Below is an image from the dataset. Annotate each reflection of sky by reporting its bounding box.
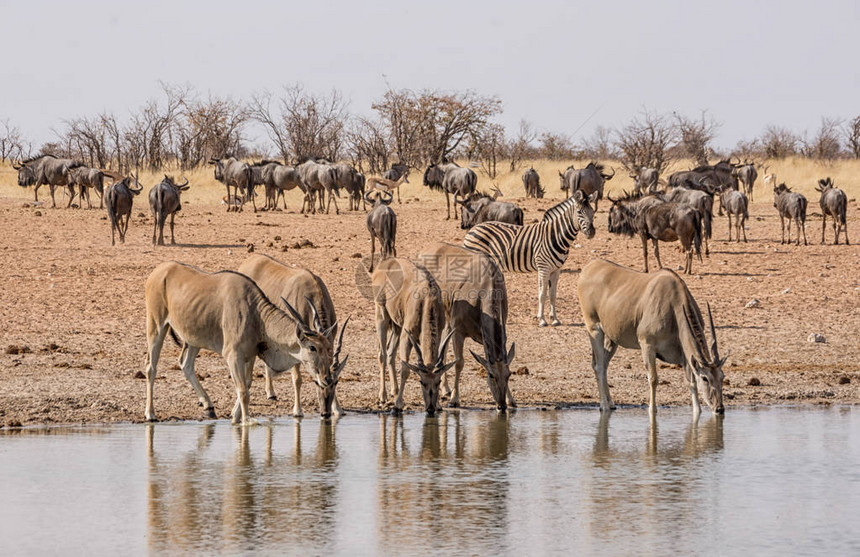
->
[0,408,858,553]
[3,1,857,148]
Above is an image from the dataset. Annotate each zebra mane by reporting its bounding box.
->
[541,196,579,221]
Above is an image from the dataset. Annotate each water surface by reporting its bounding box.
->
[1,407,858,555]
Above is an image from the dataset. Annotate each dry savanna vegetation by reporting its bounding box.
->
[0,156,858,426]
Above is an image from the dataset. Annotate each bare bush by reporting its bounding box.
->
[675,111,720,166]
[845,116,860,159]
[346,117,391,174]
[508,120,538,172]
[250,86,347,163]
[0,119,28,162]
[580,126,617,160]
[537,131,576,160]
[175,94,249,169]
[615,109,676,175]
[372,88,502,166]
[474,123,507,179]
[759,125,799,159]
[801,117,842,161]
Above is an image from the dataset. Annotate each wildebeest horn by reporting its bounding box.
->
[381,190,393,204]
[177,176,189,188]
[454,192,464,206]
[604,166,616,179]
[404,330,426,369]
[12,161,22,170]
[707,303,720,364]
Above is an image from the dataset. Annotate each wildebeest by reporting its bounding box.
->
[815,177,849,245]
[578,258,726,416]
[209,156,254,212]
[13,155,83,208]
[732,163,758,202]
[365,189,396,271]
[423,161,477,219]
[149,175,189,245]
[464,191,596,326]
[67,166,105,209]
[607,193,702,274]
[719,189,748,242]
[669,160,739,214]
[371,257,455,413]
[237,254,349,417]
[418,243,516,411]
[559,162,614,211]
[456,189,524,229]
[249,160,277,210]
[331,163,364,211]
[351,172,367,211]
[631,167,659,194]
[659,186,714,256]
[297,159,341,214]
[522,167,544,198]
[105,176,143,245]
[143,261,335,424]
[773,183,808,245]
[260,160,306,211]
[382,164,409,204]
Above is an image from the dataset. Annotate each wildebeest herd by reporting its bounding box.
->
[9,154,852,423]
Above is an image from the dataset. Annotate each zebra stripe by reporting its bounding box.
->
[463,198,593,274]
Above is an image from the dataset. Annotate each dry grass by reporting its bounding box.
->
[2,157,859,209]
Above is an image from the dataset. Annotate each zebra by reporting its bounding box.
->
[463,190,596,327]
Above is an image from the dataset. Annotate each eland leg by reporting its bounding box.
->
[448,332,466,408]
[588,327,617,412]
[144,322,167,422]
[180,345,215,418]
[640,343,659,416]
[290,364,303,417]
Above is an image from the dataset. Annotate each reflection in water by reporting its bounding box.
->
[586,412,725,546]
[0,408,835,554]
[376,412,513,554]
[146,419,340,554]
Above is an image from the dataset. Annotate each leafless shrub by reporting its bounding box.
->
[346,117,391,174]
[800,117,842,162]
[759,125,800,159]
[536,131,576,160]
[250,85,347,163]
[615,109,676,175]
[507,120,538,172]
[474,123,507,179]
[0,119,29,162]
[675,111,721,166]
[580,125,617,160]
[845,115,860,159]
[371,88,502,166]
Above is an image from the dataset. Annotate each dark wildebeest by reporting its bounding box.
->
[669,159,739,214]
[248,160,274,209]
[608,193,702,274]
[815,177,849,245]
[365,189,396,271]
[732,163,758,202]
[67,166,106,209]
[382,164,409,204]
[456,190,524,229]
[297,159,341,214]
[332,163,364,211]
[209,156,254,212]
[719,189,748,242]
[351,172,367,211]
[105,176,144,245]
[631,167,659,194]
[659,185,714,256]
[773,183,808,245]
[559,162,614,211]
[422,161,477,219]
[522,167,544,198]
[149,175,190,245]
[13,155,83,208]
[260,161,306,211]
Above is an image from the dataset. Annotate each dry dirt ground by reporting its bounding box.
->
[1,183,858,426]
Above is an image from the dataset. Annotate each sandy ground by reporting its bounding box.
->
[0,182,858,426]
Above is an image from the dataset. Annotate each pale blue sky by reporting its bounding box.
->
[2,0,857,149]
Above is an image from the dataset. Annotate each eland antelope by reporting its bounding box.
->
[578,258,726,416]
